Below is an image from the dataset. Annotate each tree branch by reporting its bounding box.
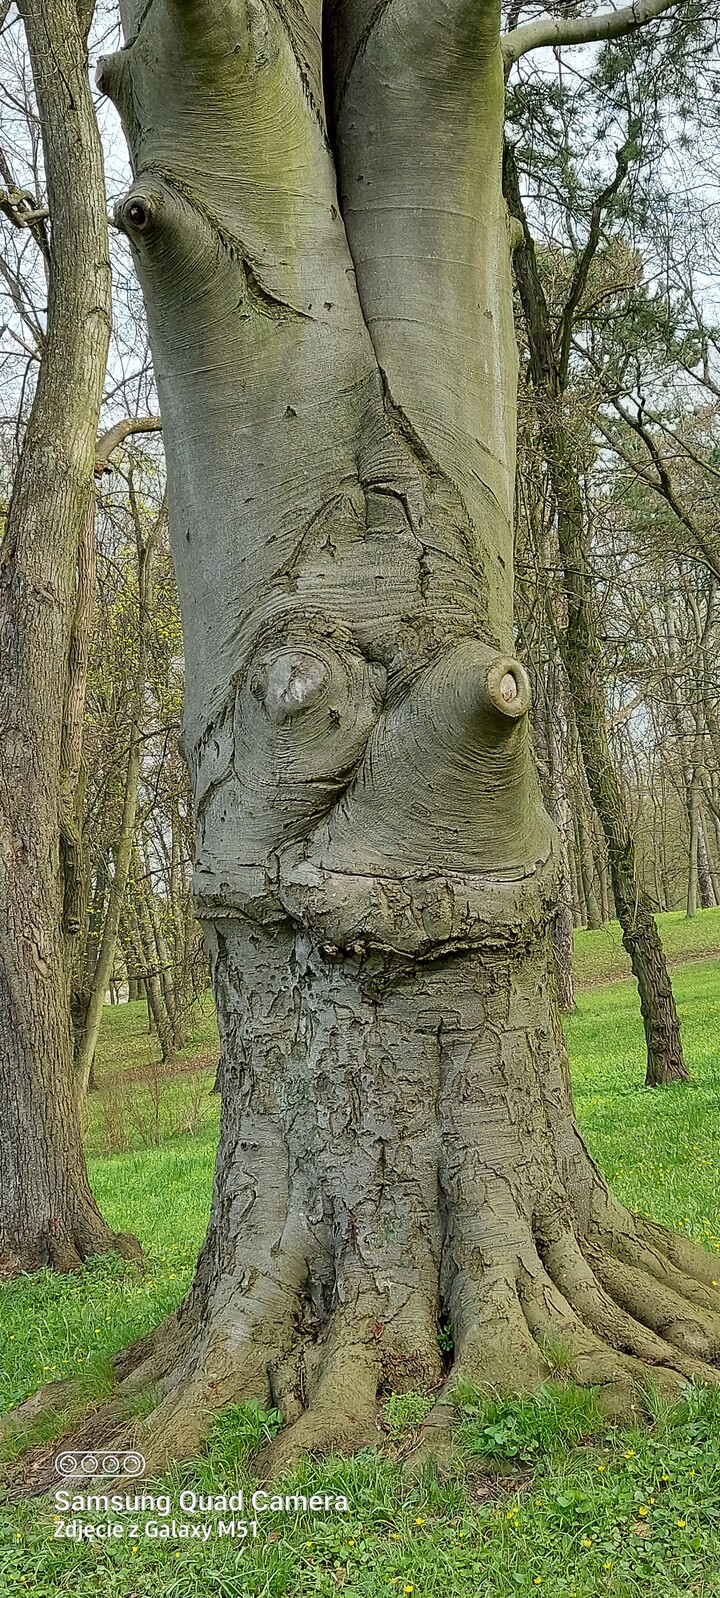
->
[94,414,162,476]
[502,0,685,69]
[556,146,629,390]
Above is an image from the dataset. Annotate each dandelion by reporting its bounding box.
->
[661,1473,670,1483]
[582,1536,592,1547]
[603,1562,612,1570]
[677,1519,686,1529]
[638,1506,649,1517]
[403,1587,414,1594]
[391,1533,399,1540]
[348,1539,355,1546]
[624,1449,636,1458]
[597,1463,606,1472]
[534,1580,542,1587]
[415,1517,425,1525]
[306,1541,312,1548]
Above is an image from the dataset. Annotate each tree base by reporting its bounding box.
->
[0,1222,142,1280]
[5,925,719,1491]
[6,1194,720,1500]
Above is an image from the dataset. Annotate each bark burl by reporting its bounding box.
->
[100,0,720,1468]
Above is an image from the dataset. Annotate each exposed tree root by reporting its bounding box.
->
[6,935,720,1497]
[7,1194,720,1503]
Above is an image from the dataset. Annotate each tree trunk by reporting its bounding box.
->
[548,666,575,1012]
[0,0,140,1272]
[126,850,176,1062]
[503,143,688,1089]
[577,803,603,930]
[74,518,160,1097]
[698,808,720,907]
[140,836,187,1047]
[687,773,700,918]
[88,0,717,1470]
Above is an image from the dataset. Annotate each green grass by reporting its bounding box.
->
[3,926,720,1594]
[568,958,720,1249]
[83,994,220,1160]
[573,905,720,988]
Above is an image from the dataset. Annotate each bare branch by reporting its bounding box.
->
[502,0,685,69]
[94,414,162,476]
[556,146,629,390]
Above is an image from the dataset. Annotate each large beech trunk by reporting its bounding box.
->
[0,0,140,1274]
[87,0,720,1470]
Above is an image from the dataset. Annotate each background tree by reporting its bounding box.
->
[0,0,140,1272]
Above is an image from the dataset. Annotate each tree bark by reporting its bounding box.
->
[0,0,140,1273]
[74,0,717,1469]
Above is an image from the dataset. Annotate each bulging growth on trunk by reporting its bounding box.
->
[81,0,720,1471]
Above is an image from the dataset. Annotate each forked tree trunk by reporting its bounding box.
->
[0,0,140,1273]
[91,0,720,1471]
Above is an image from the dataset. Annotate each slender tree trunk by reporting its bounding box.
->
[577,803,603,929]
[557,470,687,1085]
[687,773,700,918]
[127,850,176,1061]
[597,830,612,924]
[504,144,688,1088]
[572,810,588,925]
[568,815,583,927]
[548,669,575,1012]
[74,522,160,1098]
[0,0,140,1271]
[140,836,186,1047]
[77,0,717,1471]
[698,809,720,907]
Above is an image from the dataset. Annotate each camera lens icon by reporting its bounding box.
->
[54,1450,146,1478]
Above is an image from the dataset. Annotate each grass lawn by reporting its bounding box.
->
[2,911,720,1595]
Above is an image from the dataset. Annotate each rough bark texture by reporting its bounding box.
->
[0,0,140,1273]
[81,0,719,1468]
